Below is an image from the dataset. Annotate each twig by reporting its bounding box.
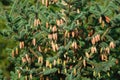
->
[29,47,39,58]
[101,26,114,40]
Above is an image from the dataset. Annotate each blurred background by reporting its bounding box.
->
[0,0,16,78]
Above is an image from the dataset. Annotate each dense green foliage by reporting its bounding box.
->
[0,0,120,80]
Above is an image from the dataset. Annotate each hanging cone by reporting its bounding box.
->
[25,76,27,80]
[83,59,86,67]
[20,41,24,48]
[91,37,95,45]
[95,34,100,42]
[74,41,78,49]
[19,42,22,49]
[101,54,104,61]
[46,22,49,28]
[46,60,50,67]
[67,32,70,38]
[64,54,66,58]
[77,9,80,13]
[22,41,24,48]
[34,19,40,27]
[49,63,52,69]
[55,43,59,51]
[30,74,32,80]
[93,71,96,77]
[48,34,52,40]
[64,68,67,73]
[71,31,75,38]
[100,48,103,53]
[105,16,110,23]
[64,30,68,38]
[104,55,107,61]
[92,65,94,68]
[98,72,101,78]
[52,25,57,32]
[22,57,27,63]
[25,54,29,62]
[91,46,97,53]
[52,33,57,41]
[51,41,56,51]
[63,60,66,66]
[40,75,44,80]
[58,68,60,73]
[42,0,44,5]
[101,54,107,61]
[71,41,78,49]
[12,50,15,57]
[46,77,49,80]
[56,19,60,26]
[37,19,41,25]
[45,0,49,7]
[53,0,58,3]
[73,68,76,75]
[32,38,36,46]
[53,60,57,66]
[109,41,115,49]
[79,56,82,60]
[85,52,90,58]
[52,33,55,40]
[15,47,18,55]
[102,21,105,28]
[34,19,37,27]
[38,46,42,52]
[69,65,73,69]
[99,16,102,24]
[76,20,79,25]
[57,58,60,64]
[105,47,110,54]
[28,57,31,63]
[17,70,21,79]
[38,56,43,63]
[115,59,119,65]
[60,19,63,25]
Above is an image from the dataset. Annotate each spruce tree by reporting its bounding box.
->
[1,0,120,80]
